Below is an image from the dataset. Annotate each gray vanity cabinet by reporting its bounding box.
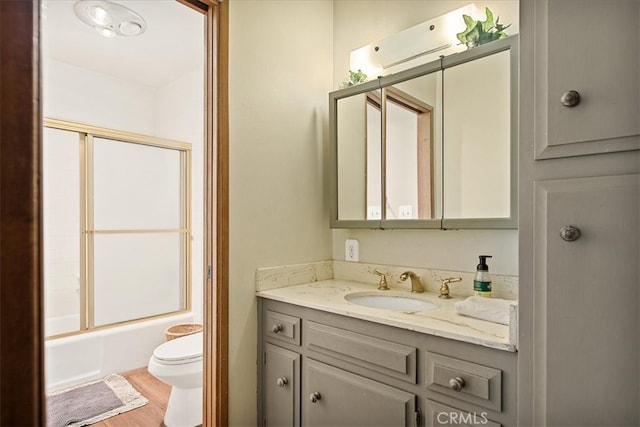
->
[263,343,300,427]
[259,298,517,427]
[520,0,640,425]
[303,359,416,426]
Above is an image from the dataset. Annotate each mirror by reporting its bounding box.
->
[384,72,442,221]
[443,50,511,220]
[330,35,517,229]
[336,88,381,221]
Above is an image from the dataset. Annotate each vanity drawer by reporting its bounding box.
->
[426,352,502,412]
[265,310,301,346]
[305,321,417,384]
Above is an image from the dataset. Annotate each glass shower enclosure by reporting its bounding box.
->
[43,120,191,337]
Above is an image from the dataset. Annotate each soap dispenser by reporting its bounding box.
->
[474,255,493,297]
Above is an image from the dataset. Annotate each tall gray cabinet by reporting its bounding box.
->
[519,0,640,425]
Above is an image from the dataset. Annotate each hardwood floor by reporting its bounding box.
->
[92,367,171,427]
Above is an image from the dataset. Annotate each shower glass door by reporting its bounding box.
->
[43,121,191,337]
[91,137,189,327]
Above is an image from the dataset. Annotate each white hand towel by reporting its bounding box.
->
[454,296,517,325]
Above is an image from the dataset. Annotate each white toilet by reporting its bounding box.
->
[148,331,203,427]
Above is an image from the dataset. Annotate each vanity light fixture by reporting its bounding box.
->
[349,3,482,77]
[73,0,147,38]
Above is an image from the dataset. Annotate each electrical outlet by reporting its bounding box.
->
[345,239,359,262]
[399,205,413,219]
[367,206,381,220]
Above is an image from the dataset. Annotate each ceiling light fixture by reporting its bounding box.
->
[87,5,112,26]
[74,0,147,38]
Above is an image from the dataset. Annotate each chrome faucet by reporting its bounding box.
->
[439,277,462,299]
[399,271,424,293]
[371,270,390,290]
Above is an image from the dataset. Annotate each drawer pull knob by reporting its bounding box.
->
[309,392,322,403]
[561,90,581,107]
[449,377,465,391]
[271,324,284,333]
[276,377,288,388]
[560,225,581,242]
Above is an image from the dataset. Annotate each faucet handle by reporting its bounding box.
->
[439,277,462,299]
[372,270,390,290]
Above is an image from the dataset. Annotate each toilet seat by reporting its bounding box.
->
[152,331,203,365]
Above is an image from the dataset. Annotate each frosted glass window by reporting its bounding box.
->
[93,138,183,230]
[43,127,81,336]
[93,233,185,326]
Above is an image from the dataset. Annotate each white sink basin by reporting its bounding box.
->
[345,293,439,312]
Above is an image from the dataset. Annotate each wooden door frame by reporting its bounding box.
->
[198,0,230,425]
[0,1,229,425]
[0,1,44,424]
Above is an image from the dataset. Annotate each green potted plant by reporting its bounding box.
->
[456,7,511,48]
[340,69,368,88]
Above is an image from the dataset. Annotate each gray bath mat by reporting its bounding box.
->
[46,373,148,427]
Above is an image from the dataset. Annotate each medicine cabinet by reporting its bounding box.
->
[329,35,518,229]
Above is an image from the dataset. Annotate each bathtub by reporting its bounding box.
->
[45,312,195,392]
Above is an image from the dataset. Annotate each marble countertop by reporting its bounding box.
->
[257,279,517,352]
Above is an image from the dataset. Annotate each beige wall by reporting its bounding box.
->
[228,1,334,425]
[228,1,519,424]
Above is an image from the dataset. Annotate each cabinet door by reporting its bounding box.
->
[533,0,639,159]
[533,174,639,425]
[303,359,416,427]
[263,344,300,427]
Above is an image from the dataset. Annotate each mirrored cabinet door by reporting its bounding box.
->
[442,50,511,220]
[365,91,382,220]
[384,71,442,221]
[330,35,518,229]
[336,89,382,222]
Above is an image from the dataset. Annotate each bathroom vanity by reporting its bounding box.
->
[257,281,517,427]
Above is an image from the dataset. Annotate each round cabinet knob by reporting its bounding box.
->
[309,392,322,403]
[561,90,581,107]
[449,377,465,392]
[560,225,581,242]
[276,377,288,388]
[271,324,284,333]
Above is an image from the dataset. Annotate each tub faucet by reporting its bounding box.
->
[399,271,424,293]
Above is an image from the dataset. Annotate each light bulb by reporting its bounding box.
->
[94,26,117,38]
[87,5,112,26]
